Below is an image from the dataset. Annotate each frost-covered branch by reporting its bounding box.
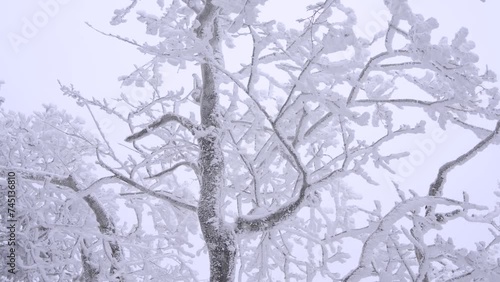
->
[95,152,197,212]
[144,161,200,179]
[426,120,500,213]
[343,196,487,282]
[353,98,450,107]
[125,113,201,142]
[346,50,410,104]
[235,181,310,233]
[86,22,143,49]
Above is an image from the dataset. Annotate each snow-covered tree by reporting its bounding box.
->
[0,104,200,281]
[3,0,500,281]
[0,105,125,281]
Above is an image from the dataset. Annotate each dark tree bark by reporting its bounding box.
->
[195,1,236,281]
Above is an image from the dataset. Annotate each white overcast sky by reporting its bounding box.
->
[1,0,499,254]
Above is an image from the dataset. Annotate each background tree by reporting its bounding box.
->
[0,105,197,281]
[2,0,500,281]
[0,105,126,281]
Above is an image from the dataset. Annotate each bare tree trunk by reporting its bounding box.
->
[198,74,237,281]
[10,172,126,281]
[198,117,237,281]
[196,1,236,281]
[79,240,100,282]
[83,194,125,281]
[54,175,126,281]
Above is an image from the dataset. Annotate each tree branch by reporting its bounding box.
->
[343,196,486,282]
[145,161,200,179]
[353,98,449,107]
[426,120,500,215]
[96,152,198,212]
[125,113,200,142]
[346,50,410,104]
[235,181,310,233]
